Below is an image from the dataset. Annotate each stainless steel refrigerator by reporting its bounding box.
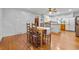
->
[75,16,79,37]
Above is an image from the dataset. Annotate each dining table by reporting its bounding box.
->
[37,27,51,47]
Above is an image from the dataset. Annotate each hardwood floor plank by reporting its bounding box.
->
[0,31,79,50]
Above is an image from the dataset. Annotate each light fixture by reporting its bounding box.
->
[48,8,57,14]
[48,8,52,12]
[48,8,52,14]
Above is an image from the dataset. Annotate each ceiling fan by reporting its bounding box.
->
[48,8,57,14]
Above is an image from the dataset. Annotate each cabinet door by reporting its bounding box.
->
[61,24,65,31]
[65,18,75,31]
[69,18,75,31]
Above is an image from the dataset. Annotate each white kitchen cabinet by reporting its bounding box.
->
[65,18,75,31]
[51,21,61,33]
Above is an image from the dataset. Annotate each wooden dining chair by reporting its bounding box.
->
[26,23,32,48]
[27,23,30,40]
[31,23,41,48]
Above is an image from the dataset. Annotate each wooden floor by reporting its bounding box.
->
[0,34,29,50]
[0,31,79,50]
[51,31,79,50]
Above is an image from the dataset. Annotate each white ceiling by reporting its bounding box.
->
[11,8,79,16]
[22,8,79,15]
